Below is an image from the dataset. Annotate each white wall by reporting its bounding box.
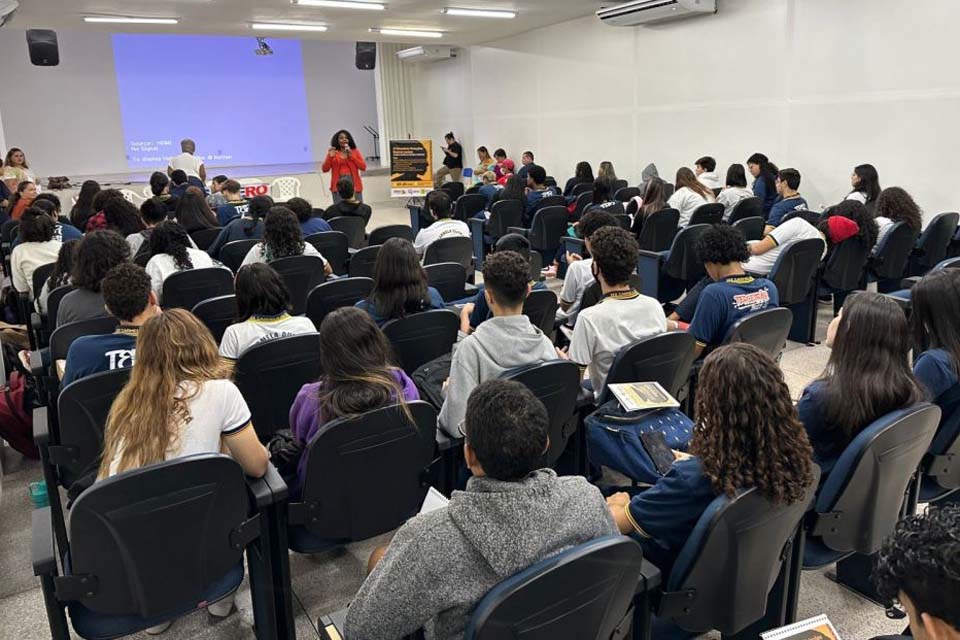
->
[411,0,960,218]
[0,31,377,177]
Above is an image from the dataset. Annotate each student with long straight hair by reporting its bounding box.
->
[873,186,923,247]
[289,306,419,496]
[145,221,218,301]
[747,152,779,218]
[175,188,219,233]
[798,292,923,479]
[628,176,668,237]
[911,269,960,436]
[219,263,316,360]
[668,167,716,227]
[716,164,754,218]
[356,238,445,327]
[69,180,101,230]
[492,174,525,207]
[846,163,881,212]
[563,162,595,197]
[240,206,328,272]
[597,161,618,182]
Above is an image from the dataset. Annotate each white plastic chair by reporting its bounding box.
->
[142,185,154,199]
[120,189,145,205]
[270,176,301,201]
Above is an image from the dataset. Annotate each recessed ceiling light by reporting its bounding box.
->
[371,27,443,38]
[84,16,179,24]
[294,0,385,9]
[441,7,516,19]
[252,22,329,31]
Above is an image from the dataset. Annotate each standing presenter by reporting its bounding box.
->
[322,129,367,204]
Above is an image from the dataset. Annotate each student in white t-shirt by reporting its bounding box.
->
[844,164,880,212]
[167,138,206,182]
[97,308,269,634]
[145,221,222,302]
[240,206,332,275]
[872,187,923,250]
[220,263,317,359]
[669,167,717,227]
[413,190,470,258]
[742,216,825,276]
[694,156,723,191]
[557,209,619,327]
[563,226,667,392]
[716,164,755,219]
[11,207,61,298]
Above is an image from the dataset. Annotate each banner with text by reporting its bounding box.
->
[390,139,434,197]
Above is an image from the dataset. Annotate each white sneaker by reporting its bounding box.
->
[207,595,235,618]
[145,621,172,635]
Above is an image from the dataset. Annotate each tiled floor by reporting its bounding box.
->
[0,205,907,639]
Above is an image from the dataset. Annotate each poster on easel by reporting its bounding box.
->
[390,139,434,197]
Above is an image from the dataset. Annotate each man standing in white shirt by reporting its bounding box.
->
[167,138,206,182]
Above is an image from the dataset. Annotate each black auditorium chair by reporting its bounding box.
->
[726,197,763,225]
[522,289,559,337]
[270,256,327,316]
[425,262,476,302]
[530,195,566,218]
[440,181,464,201]
[286,402,437,554]
[662,183,675,199]
[904,383,960,510]
[637,224,710,303]
[348,245,381,279]
[732,216,765,242]
[368,224,414,246]
[543,177,559,189]
[423,236,474,274]
[306,231,349,276]
[614,186,640,203]
[161,267,234,312]
[907,211,959,277]
[766,238,826,344]
[780,210,821,227]
[306,277,374,331]
[508,206,568,265]
[571,192,593,222]
[570,182,593,197]
[721,307,793,360]
[597,332,697,404]
[191,295,238,344]
[819,236,873,314]
[189,227,222,251]
[866,221,918,293]
[32,455,289,640]
[636,208,679,253]
[328,216,366,250]
[33,284,74,349]
[503,360,581,467]
[469,199,524,268]
[688,203,724,226]
[610,179,628,194]
[234,333,321,441]
[219,239,260,273]
[383,309,459,375]
[453,193,487,222]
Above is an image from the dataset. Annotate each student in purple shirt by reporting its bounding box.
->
[288,307,419,497]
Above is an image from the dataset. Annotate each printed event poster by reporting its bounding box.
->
[390,139,434,197]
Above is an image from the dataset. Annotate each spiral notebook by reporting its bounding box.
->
[761,615,841,640]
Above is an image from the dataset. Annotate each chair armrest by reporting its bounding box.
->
[636,252,664,300]
[31,312,44,332]
[30,350,45,378]
[463,283,479,296]
[319,610,349,640]
[637,558,662,594]
[32,507,58,577]
[347,248,359,257]
[564,238,586,256]
[637,250,665,261]
[435,426,464,452]
[900,276,922,289]
[34,406,50,447]
[468,217,486,236]
[245,462,288,508]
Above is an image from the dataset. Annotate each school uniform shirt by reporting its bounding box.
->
[845,191,868,204]
[105,379,251,478]
[557,258,594,326]
[146,248,219,301]
[355,288,446,327]
[240,241,324,268]
[413,219,471,257]
[626,457,717,576]
[742,217,824,276]
[568,290,667,392]
[219,313,317,360]
[716,187,755,219]
[688,276,779,350]
[323,200,373,227]
[300,217,332,237]
[796,380,848,480]
[216,201,250,226]
[697,171,723,190]
[11,222,81,250]
[478,184,501,208]
[57,289,109,328]
[914,348,960,453]
[11,239,61,297]
[168,152,204,179]
[466,281,548,329]
[668,187,709,227]
[874,216,895,248]
[62,327,139,387]
[206,219,265,259]
[767,195,809,227]
[524,187,561,223]
[592,200,626,216]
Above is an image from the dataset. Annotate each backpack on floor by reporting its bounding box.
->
[0,372,39,459]
[412,353,452,409]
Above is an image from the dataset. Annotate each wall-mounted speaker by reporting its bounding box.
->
[356,41,376,70]
[26,29,59,66]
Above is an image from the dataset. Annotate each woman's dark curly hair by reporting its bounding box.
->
[874,186,923,236]
[149,221,194,270]
[19,207,56,243]
[92,189,124,214]
[263,206,305,260]
[695,223,750,264]
[330,129,357,150]
[691,343,815,504]
[72,230,131,292]
[103,197,146,236]
[818,199,879,250]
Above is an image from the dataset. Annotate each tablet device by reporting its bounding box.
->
[640,430,676,476]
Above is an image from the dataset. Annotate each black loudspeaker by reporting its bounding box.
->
[356,41,376,71]
[26,29,59,66]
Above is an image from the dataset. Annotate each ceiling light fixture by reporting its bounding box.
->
[370,27,443,38]
[441,7,516,19]
[84,16,179,24]
[294,0,385,9]
[251,22,329,31]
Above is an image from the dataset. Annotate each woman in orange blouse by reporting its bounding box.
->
[322,130,367,204]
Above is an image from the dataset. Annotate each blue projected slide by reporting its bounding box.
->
[112,34,313,169]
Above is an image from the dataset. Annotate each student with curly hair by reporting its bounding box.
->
[240,206,329,275]
[818,199,879,256]
[286,196,331,237]
[356,238,445,327]
[145,221,219,301]
[558,210,619,328]
[101,196,147,237]
[57,230,131,327]
[874,186,923,248]
[207,194,271,258]
[607,343,816,578]
[11,207,61,298]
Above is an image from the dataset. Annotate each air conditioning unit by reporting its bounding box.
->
[597,0,716,26]
[396,46,456,63]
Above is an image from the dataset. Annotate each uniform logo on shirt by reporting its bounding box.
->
[106,349,136,370]
[731,288,771,311]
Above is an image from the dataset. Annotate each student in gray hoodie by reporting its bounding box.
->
[345,380,617,640]
[438,250,559,435]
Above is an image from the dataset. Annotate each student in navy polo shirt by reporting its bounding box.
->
[62,263,160,387]
[215,179,249,226]
[765,168,809,232]
[669,224,779,357]
[523,165,559,225]
[746,152,779,219]
[286,196,331,237]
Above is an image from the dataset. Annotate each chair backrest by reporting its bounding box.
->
[872,221,918,280]
[424,262,467,303]
[665,475,819,635]
[348,244,381,278]
[822,237,872,292]
[56,367,131,489]
[305,231,349,276]
[300,402,437,540]
[768,238,826,306]
[529,206,569,253]
[270,255,327,316]
[189,227,222,251]
[1,218,19,243]
[598,332,697,404]
[611,179,628,193]
[190,295,237,344]
[727,197,763,225]
[270,176,301,200]
[454,194,488,222]
[440,181,465,201]
[731,216,765,242]
[488,200,524,238]
[533,195,566,215]
[32,262,56,301]
[424,236,473,270]
[663,224,710,282]
[614,186,640,203]
[328,216,366,249]
[46,284,75,326]
[383,309,459,374]
[161,267,235,312]
[913,211,960,272]
[50,317,119,361]
[571,192,594,222]
[780,210,821,227]
[219,239,260,273]
[813,404,941,555]
[368,224,415,246]
[503,360,582,466]
[722,307,793,359]
[464,536,644,640]
[543,176,558,189]
[688,202,724,226]
[522,289,559,336]
[306,277,374,331]
[234,333,321,439]
[637,208,680,252]
[570,182,593,197]
[662,183,675,199]
[68,455,250,619]
[924,384,960,498]
[579,274,643,315]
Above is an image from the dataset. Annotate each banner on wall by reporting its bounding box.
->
[389,139,433,197]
